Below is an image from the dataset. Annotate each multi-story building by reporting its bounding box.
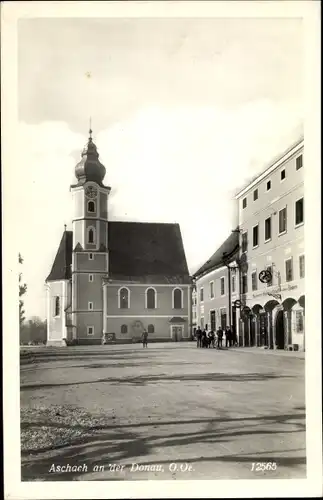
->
[193,232,240,338]
[46,130,191,345]
[191,284,197,337]
[235,137,305,351]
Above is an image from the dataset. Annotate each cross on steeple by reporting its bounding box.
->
[89,117,92,141]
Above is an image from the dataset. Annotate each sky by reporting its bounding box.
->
[17,17,304,320]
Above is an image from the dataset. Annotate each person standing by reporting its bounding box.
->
[142,329,148,348]
[196,327,202,348]
[201,329,208,348]
[225,326,232,347]
[216,327,223,348]
[208,330,215,348]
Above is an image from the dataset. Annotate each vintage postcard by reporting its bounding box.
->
[2,0,322,498]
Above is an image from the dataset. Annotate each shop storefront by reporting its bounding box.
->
[244,286,305,351]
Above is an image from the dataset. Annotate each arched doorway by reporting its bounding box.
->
[298,295,305,351]
[282,297,298,349]
[238,318,244,346]
[232,307,237,336]
[298,295,305,310]
[243,317,250,346]
[275,309,285,349]
[241,306,251,346]
[252,304,263,347]
[264,300,280,349]
[250,316,256,346]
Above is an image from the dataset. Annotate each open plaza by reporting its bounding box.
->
[20,343,305,481]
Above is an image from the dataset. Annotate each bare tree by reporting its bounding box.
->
[19,253,27,326]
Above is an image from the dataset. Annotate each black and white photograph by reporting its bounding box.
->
[2,1,321,498]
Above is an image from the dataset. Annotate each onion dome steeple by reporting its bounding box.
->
[74,128,106,186]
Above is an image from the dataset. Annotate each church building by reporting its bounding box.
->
[46,130,191,345]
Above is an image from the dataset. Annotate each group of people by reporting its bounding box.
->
[195,326,238,349]
[141,327,238,349]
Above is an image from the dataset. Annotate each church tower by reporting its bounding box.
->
[70,129,111,343]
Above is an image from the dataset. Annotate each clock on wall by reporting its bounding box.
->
[85,186,98,199]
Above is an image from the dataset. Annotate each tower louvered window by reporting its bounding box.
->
[88,201,95,213]
[88,228,95,244]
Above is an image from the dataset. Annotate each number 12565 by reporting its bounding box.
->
[251,462,277,471]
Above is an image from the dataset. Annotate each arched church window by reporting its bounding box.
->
[146,288,156,309]
[88,201,95,213]
[173,288,183,309]
[88,227,95,244]
[54,296,60,317]
[121,324,128,334]
[119,288,129,309]
[148,324,155,334]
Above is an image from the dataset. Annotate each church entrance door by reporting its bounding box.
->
[171,325,183,342]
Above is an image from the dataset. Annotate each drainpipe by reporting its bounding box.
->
[238,261,243,346]
[227,265,232,329]
[222,257,232,331]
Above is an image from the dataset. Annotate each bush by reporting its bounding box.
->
[20,317,47,345]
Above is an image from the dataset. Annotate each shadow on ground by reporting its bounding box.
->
[20,351,165,366]
[21,407,306,481]
[20,371,295,391]
[21,361,203,371]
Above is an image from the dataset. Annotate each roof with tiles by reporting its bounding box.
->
[108,221,191,284]
[46,222,191,284]
[193,230,240,279]
[46,230,73,282]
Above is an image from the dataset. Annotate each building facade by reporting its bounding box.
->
[191,285,197,337]
[193,232,240,339]
[46,131,191,345]
[235,138,305,351]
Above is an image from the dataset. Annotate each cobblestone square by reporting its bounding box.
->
[20,344,305,481]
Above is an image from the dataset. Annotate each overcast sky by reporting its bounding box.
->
[17,17,304,320]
